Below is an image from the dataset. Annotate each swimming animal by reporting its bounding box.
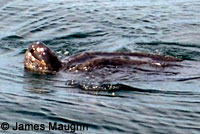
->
[24,42,182,74]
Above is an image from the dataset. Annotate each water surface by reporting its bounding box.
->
[0,0,200,133]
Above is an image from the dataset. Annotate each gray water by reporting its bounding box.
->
[0,0,200,133]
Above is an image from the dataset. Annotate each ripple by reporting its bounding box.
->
[136,41,200,60]
[55,30,107,40]
[1,35,23,40]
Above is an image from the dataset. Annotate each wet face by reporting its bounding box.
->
[24,42,63,73]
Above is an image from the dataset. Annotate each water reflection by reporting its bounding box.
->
[23,70,56,94]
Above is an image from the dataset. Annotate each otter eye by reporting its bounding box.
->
[30,49,34,53]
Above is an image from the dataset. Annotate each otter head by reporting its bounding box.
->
[24,42,63,73]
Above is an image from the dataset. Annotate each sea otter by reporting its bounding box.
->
[24,42,182,74]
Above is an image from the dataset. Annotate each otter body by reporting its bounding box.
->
[24,42,181,74]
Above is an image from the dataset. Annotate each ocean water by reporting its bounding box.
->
[0,0,200,133]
